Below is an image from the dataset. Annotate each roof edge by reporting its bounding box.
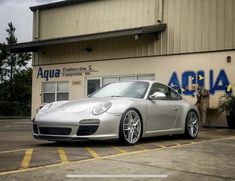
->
[7,24,167,53]
[30,0,94,11]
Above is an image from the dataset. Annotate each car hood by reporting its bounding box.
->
[38,97,143,114]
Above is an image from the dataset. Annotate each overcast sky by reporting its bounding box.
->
[0,0,60,43]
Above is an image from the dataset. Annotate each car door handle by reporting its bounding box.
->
[172,107,178,110]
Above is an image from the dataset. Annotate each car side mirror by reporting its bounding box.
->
[149,92,166,100]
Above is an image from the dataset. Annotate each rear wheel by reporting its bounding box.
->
[119,109,142,145]
[184,111,199,139]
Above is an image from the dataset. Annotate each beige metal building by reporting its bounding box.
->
[10,0,235,126]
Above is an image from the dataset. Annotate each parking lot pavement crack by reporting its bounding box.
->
[103,157,235,180]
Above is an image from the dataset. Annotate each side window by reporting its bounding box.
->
[169,88,182,100]
[149,83,170,100]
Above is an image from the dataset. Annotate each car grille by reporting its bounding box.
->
[77,125,99,136]
[33,124,38,134]
[39,127,72,135]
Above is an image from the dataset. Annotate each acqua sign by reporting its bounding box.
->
[168,69,232,95]
[37,67,60,81]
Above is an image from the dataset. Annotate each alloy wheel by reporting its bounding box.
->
[122,110,141,144]
[187,111,199,138]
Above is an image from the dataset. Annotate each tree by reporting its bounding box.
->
[0,42,7,82]
[0,22,32,116]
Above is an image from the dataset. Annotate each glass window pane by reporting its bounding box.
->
[57,82,69,92]
[43,93,55,103]
[120,76,136,82]
[149,83,170,100]
[102,77,119,86]
[87,79,100,95]
[170,89,182,100]
[57,93,69,101]
[91,82,149,99]
[43,82,55,93]
[137,75,155,80]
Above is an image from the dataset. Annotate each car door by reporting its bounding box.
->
[146,83,180,131]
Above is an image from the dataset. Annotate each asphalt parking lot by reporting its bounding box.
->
[0,119,234,181]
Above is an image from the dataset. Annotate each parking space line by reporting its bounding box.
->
[135,145,149,150]
[0,136,234,176]
[20,149,33,169]
[175,143,181,146]
[152,143,166,148]
[0,148,28,154]
[57,147,69,163]
[85,147,100,159]
[111,146,128,154]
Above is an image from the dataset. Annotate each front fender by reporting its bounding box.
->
[107,99,147,132]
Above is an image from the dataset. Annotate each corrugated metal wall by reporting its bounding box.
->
[160,0,235,55]
[39,0,159,40]
[34,0,235,65]
[35,34,156,65]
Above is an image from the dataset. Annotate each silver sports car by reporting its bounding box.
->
[33,81,199,145]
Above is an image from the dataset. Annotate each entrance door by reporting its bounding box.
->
[87,78,101,96]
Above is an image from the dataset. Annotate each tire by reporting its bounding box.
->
[119,109,142,145]
[184,111,199,139]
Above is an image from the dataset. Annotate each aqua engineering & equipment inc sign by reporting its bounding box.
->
[37,65,98,81]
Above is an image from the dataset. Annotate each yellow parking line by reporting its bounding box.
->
[111,146,128,154]
[175,143,181,146]
[152,143,166,148]
[20,149,33,169]
[135,145,149,150]
[85,147,100,159]
[0,136,233,176]
[57,147,69,163]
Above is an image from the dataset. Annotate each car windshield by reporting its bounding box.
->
[90,81,149,99]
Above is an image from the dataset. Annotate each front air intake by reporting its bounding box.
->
[39,127,72,135]
[33,124,38,134]
[77,125,99,136]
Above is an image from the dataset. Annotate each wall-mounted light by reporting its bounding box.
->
[82,47,92,52]
[227,56,231,63]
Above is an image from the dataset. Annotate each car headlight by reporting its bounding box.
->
[36,103,53,114]
[92,102,112,115]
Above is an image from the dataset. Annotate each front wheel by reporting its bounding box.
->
[184,111,199,139]
[119,109,142,145]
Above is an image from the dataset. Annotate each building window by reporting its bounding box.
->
[137,75,155,81]
[102,74,155,86]
[102,77,119,85]
[86,74,155,96]
[87,79,101,96]
[42,82,69,103]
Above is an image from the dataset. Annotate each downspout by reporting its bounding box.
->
[35,9,40,40]
[33,9,40,66]
[159,0,164,55]
[158,0,163,23]
[154,0,164,55]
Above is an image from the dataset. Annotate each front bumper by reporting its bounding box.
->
[32,112,122,141]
